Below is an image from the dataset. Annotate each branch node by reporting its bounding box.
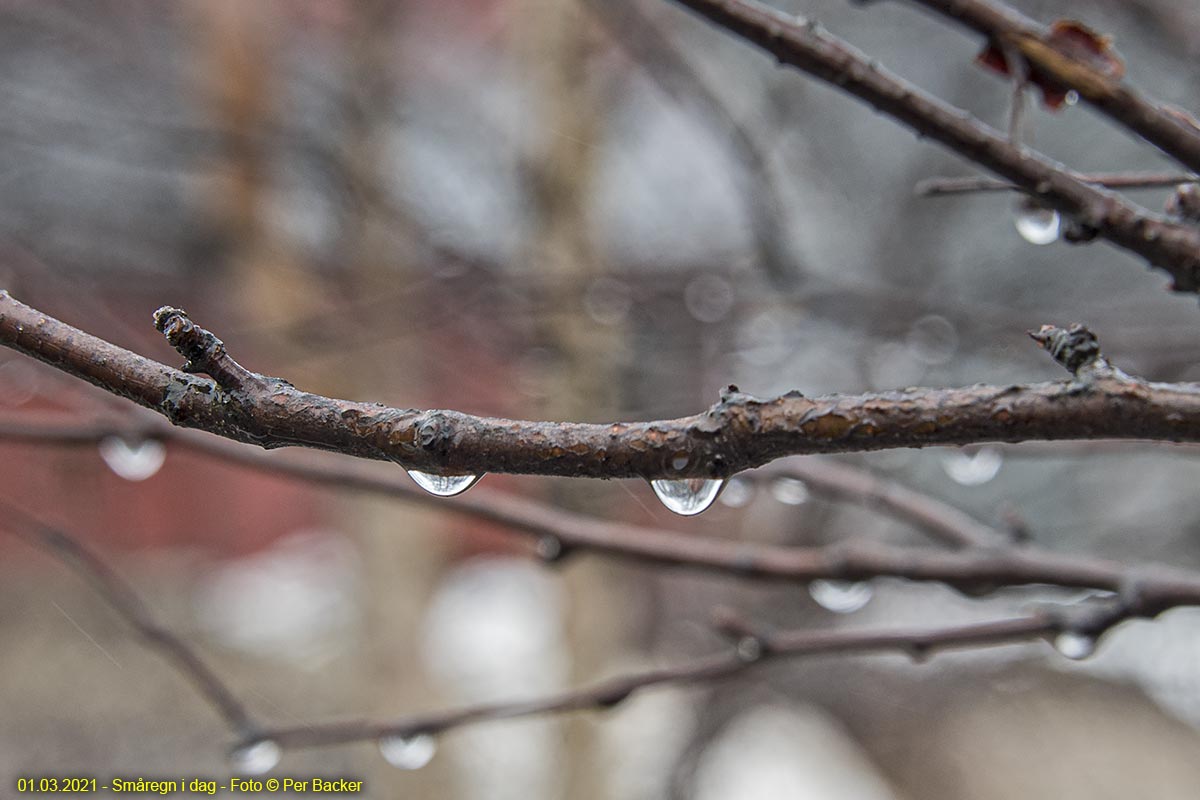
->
[1028,323,1103,375]
[153,306,269,395]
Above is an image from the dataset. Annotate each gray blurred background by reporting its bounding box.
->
[2,0,1200,797]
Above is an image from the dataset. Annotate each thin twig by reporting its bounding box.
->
[255,603,1137,749]
[902,0,1200,174]
[0,500,256,734]
[916,171,1199,197]
[662,0,1200,292]
[585,0,799,287]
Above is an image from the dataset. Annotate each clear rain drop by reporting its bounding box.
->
[650,478,725,516]
[407,471,482,497]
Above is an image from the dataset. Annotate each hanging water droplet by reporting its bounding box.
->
[1053,631,1096,660]
[1014,201,1061,245]
[941,446,1003,486]
[379,733,437,770]
[229,739,281,775]
[770,476,810,506]
[407,471,482,497]
[718,476,754,508]
[650,478,725,516]
[808,579,873,613]
[1064,90,1080,106]
[99,437,166,482]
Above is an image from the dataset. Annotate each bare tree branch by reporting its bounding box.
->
[902,0,1200,174]
[4,294,1200,486]
[0,413,1005,548]
[662,0,1200,292]
[4,412,1200,607]
[0,498,1163,754]
[585,0,799,286]
[0,500,254,734]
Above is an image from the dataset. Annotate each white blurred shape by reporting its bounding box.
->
[1054,631,1096,661]
[422,557,567,699]
[379,733,437,770]
[907,315,958,365]
[692,705,898,800]
[99,437,166,481]
[0,358,41,405]
[421,558,568,800]
[600,687,696,800]
[770,477,810,506]
[719,476,755,508]
[584,277,633,326]
[685,274,736,323]
[1014,204,1061,245]
[195,530,359,669]
[809,579,874,614]
[229,739,281,775]
[942,446,1003,486]
[867,341,925,390]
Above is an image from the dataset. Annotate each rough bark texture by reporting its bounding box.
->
[666,0,1200,292]
[3,292,1200,480]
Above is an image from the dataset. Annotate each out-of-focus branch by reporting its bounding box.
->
[5,412,1200,603]
[902,0,1200,174]
[763,462,1007,548]
[585,0,799,286]
[0,410,1005,549]
[0,454,1190,758]
[662,0,1200,292]
[0,501,254,735]
[5,294,1200,482]
[917,171,1199,197]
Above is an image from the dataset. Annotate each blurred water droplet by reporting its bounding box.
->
[684,274,735,323]
[230,739,281,775]
[379,733,437,770]
[941,446,1002,486]
[770,477,810,505]
[1064,90,1080,106]
[808,580,873,613]
[535,535,565,563]
[1014,202,1061,245]
[407,471,481,497]
[1054,631,1095,660]
[867,341,925,389]
[583,278,633,326]
[650,478,724,516]
[0,359,41,405]
[718,476,754,508]
[907,315,958,365]
[99,437,166,481]
[736,637,763,662]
